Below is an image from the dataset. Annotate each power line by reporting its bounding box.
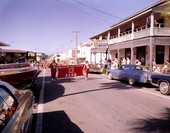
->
[55,0,113,24]
[71,0,122,20]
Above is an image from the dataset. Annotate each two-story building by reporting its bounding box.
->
[77,40,92,64]
[90,0,170,68]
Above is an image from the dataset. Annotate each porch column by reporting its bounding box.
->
[91,52,94,63]
[118,49,120,66]
[107,31,110,40]
[131,47,134,64]
[90,50,92,63]
[94,53,96,64]
[99,36,102,41]
[100,52,102,62]
[118,27,121,43]
[149,44,153,70]
[150,13,154,36]
[131,21,134,40]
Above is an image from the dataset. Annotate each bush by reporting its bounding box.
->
[28,59,35,62]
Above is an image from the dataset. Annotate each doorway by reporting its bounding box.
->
[156,45,165,64]
[136,46,146,65]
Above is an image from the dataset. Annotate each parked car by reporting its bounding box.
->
[106,65,152,85]
[89,64,103,73]
[0,81,34,133]
[151,74,170,95]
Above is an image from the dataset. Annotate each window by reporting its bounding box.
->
[156,46,165,64]
[0,86,17,132]
[123,66,130,70]
[135,66,142,71]
[120,65,130,70]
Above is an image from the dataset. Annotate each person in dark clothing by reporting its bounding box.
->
[50,60,58,81]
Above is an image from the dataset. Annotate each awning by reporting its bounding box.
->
[0,41,10,47]
[0,49,27,53]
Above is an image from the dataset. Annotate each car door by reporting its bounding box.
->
[119,65,132,80]
[133,66,148,83]
[0,85,18,133]
[113,66,124,79]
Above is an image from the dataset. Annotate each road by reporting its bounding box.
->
[31,69,170,133]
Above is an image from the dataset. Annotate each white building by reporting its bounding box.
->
[77,40,92,64]
[90,0,170,69]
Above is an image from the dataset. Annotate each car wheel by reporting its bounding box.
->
[108,73,113,80]
[129,79,135,85]
[159,82,170,95]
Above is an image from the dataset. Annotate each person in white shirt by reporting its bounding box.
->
[135,59,141,65]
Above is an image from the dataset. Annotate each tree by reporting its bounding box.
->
[161,0,170,23]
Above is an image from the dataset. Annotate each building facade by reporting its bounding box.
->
[77,40,92,64]
[90,0,170,69]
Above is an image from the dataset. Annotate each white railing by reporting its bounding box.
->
[119,33,132,42]
[154,27,170,36]
[108,38,118,44]
[94,24,170,45]
[133,28,150,39]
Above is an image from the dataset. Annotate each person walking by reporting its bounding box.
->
[126,57,131,65]
[42,60,47,69]
[50,60,58,81]
[83,61,90,80]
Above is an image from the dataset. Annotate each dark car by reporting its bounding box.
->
[151,74,170,95]
[106,65,152,85]
[0,81,34,133]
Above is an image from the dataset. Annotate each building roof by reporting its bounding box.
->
[0,49,27,53]
[80,40,93,47]
[0,41,10,47]
[90,0,165,39]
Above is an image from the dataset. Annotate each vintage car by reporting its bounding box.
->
[89,64,103,73]
[151,74,170,95]
[0,81,34,133]
[106,65,152,85]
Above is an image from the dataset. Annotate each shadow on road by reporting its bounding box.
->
[130,108,170,133]
[32,111,84,133]
[100,80,137,90]
[101,80,156,90]
[43,76,66,103]
[62,81,134,97]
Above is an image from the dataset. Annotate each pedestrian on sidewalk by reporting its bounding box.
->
[42,60,47,69]
[50,60,58,81]
[83,61,90,80]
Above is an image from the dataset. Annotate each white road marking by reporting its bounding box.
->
[139,89,170,100]
[35,69,46,133]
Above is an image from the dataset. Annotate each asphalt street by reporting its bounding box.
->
[31,69,170,133]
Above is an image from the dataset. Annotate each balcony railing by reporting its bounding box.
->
[92,23,170,46]
[133,28,150,39]
[154,27,170,36]
[108,23,170,45]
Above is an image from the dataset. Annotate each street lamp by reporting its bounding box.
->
[72,31,80,64]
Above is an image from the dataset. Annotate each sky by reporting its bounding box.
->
[0,0,160,55]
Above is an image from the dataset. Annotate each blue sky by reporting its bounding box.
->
[0,0,160,55]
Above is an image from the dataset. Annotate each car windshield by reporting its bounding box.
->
[136,66,150,72]
[119,65,130,70]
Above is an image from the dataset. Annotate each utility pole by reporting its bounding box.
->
[72,31,80,64]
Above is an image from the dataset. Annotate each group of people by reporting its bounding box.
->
[0,55,27,64]
[100,57,141,70]
[43,57,170,82]
[43,59,91,81]
[152,60,170,74]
